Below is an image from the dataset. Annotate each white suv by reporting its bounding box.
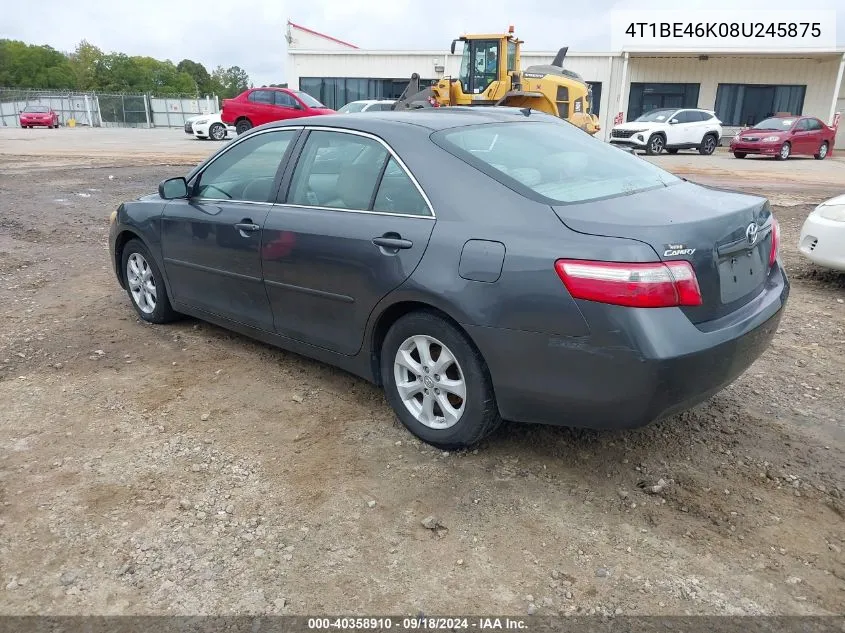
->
[609,108,723,156]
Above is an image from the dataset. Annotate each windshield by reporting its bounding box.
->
[338,102,368,113]
[24,105,49,113]
[634,109,677,123]
[293,91,326,108]
[752,117,795,131]
[432,120,680,204]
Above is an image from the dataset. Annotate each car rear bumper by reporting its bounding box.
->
[730,141,780,155]
[465,265,789,430]
[798,213,845,271]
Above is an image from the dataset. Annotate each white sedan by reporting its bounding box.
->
[192,112,234,141]
[798,194,845,272]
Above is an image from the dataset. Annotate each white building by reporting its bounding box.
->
[285,21,845,147]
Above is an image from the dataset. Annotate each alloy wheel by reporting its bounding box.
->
[393,334,466,430]
[126,252,157,314]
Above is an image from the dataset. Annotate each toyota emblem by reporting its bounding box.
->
[746,222,759,246]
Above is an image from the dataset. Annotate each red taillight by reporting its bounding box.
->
[769,216,780,267]
[554,259,703,308]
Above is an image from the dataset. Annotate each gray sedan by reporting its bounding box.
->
[108,107,789,449]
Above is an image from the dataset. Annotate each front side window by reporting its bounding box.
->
[432,120,680,205]
[288,131,389,210]
[194,130,297,202]
[275,91,298,107]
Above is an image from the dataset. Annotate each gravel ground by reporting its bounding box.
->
[0,148,843,616]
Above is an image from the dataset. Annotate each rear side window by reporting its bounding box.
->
[373,158,429,216]
[432,120,680,204]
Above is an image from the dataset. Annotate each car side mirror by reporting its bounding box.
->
[669,118,679,124]
[158,177,189,200]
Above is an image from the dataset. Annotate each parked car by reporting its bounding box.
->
[184,114,204,135]
[609,108,722,155]
[19,105,59,129]
[798,194,845,271]
[730,115,835,160]
[338,100,397,113]
[221,87,335,135]
[192,112,235,141]
[108,107,787,449]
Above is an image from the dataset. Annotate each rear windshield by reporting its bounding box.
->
[431,120,680,204]
[24,105,49,113]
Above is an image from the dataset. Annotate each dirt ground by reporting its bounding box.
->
[0,129,843,617]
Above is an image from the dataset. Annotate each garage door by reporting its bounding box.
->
[836,98,845,150]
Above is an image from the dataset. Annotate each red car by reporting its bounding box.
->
[221,87,334,135]
[730,115,835,160]
[19,105,59,129]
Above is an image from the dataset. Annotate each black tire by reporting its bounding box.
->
[235,119,252,135]
[209,122,226,141]
[775,142,791,160]
[666,148,679,154]
[380,311,502,449]
[733,152,747,159]
[698,133,718,155]
[645,133,665,155]
[120,238,179,324]
[814,142,829,160]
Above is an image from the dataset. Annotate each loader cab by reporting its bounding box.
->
[452,31,521,97]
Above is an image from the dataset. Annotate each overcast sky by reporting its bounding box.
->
[2,0,843,87]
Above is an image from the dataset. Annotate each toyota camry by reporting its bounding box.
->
[108,107,788,449]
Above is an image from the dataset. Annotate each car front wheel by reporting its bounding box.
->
[381,311,502,449]
[645,134,664,155]
[209,122,226,140]
[121,238,179,324]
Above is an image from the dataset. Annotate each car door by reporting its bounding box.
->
[803,118,825,154]
[246,89,277,126]
[160,127,300,330]
[262,128,436,356]
[664,110,688,145]
[790,118,812,154]
[273,90,308,121]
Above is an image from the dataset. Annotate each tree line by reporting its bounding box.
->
[0,39,256,98]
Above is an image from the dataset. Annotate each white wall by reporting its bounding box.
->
[625,54,842,138]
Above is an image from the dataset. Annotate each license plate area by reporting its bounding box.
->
[718,247,766,303]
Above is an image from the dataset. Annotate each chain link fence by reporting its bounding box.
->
[0,88,220,128]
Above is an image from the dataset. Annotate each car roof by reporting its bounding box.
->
[263,106,562,132]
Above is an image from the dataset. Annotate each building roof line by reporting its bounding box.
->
[287,20,359,49]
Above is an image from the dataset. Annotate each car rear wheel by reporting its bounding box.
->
[235,119,252,135]
[733,152,747,159]
[381,311,502,449]
[698,133,717,155]
[814,142,829,160]
[209,122,226,141]
[645,134,664,155]
[776,142,791,160]
[121,239,179,324]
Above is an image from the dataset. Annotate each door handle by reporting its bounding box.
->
[235,221,260,235]
[372,236,413,250]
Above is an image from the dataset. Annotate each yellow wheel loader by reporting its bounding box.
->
[392,27,600,135]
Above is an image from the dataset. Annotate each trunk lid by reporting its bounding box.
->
[551,180,776,324]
